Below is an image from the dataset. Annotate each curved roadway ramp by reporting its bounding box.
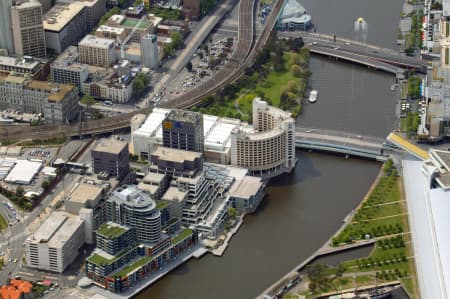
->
[0,0,286,142]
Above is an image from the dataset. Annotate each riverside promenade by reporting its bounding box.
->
[256,168,386,298]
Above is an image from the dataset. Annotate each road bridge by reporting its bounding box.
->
[295,127,388,161]
[279,31,428,73]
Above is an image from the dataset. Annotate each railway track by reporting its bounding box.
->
[0,0,284,142]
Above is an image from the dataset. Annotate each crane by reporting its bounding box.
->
[121,14,147,59]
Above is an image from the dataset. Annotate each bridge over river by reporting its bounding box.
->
[279,31,429,74]
[295,127,388,161]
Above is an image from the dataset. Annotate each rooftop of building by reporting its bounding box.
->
[152,147,203,164]
[97,25,126,35]
[430,149,450,171]
[110,184,157,209]
[142,172,166,184]
[13,0,41,9]
[28,211,84,248]
[278,0,311,24]
[0,56,41,70]
[29,80,75,102]
[97,222,129,239]
[43,2,85,32]
[51,46,87,71]
[231,175,263,199]
[67,182,104,204]
[0,279,33,299]
[2,73,28,84]
[161,186,187,202]
[122,17,152,29]
[136,182,160,194]
[79,35,115,49]
[165,109,201,124]
[133,108,170,138]
[93,138,128,155]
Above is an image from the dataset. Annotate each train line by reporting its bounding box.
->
[0,0,284,142]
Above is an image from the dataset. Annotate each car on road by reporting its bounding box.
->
[13,259,17,263]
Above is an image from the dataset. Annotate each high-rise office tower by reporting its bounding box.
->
[0,0,15,54]
[11,0,47,58]
[162,110,204,153]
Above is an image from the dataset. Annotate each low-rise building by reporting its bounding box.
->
[0,279,33,299]
[0,55,47,80]
[0,73,80,123]
[25,211,85,273]
[81,65,134,103]
[43,2,88,54]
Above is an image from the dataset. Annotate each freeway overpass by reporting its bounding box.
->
[279,31,428,73]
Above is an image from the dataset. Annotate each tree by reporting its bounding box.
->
[80,94,96,109]
[186,61,193,72]
[335,263,345,279]
[431,1,442,10]
[290,64,302,77]
[170,32,183,49]
[289,53,301,66]
[306,263,331,293]
[16,186,24,197]
[41,180,50,190]
[163,43,174,58]
[228,207,236,219]
[198,51,204,59]
[133,73,149,95]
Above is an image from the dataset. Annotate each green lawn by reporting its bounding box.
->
[253,53,305,107]
[87,248,130,266]
[196,52,307,121]
[97,223,127,238]
[122,18,150,29]
[156,200,171,211]
[0,213,7,231]
[114,256,153,278]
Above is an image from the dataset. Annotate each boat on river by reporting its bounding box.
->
[308,90,318,103]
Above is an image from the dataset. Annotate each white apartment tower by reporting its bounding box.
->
[140,34,159,69]
[0,0,15,54]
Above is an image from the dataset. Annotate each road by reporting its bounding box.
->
[144,0,238,106]
[0,0,284,142]
[0,172,81,285]
[279,31,427,72]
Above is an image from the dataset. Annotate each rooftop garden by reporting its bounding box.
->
[114,256,153,278]
[87,248,129,266]
[97,223,127,239]
[172,228,193,245]
[156,200,171,211]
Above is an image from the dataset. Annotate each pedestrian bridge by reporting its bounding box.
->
[295,127,388,161]
[279,31,428,73]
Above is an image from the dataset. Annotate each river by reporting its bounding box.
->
[136,0,405,298]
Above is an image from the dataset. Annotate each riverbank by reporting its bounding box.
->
[85,245,207,299]
[287,162,419,298]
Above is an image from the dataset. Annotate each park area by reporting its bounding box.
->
[192,36,309,122]
[290,161,418,298]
